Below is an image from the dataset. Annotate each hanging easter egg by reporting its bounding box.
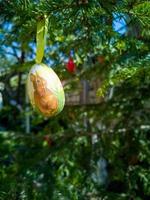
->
[66,57,76,73]
[27,63,65,117]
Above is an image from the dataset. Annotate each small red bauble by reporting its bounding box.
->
[66,57,76,73]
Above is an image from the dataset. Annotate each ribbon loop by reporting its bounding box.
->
[35,15,48,64]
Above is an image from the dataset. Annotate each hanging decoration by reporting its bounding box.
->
[27,15,65,117]
[66,57,76,73]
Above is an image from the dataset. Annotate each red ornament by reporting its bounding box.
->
[66,57,76,73]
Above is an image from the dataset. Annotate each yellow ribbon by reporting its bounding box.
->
[35,15,48,64]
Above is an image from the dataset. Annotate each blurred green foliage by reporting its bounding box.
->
[0,0,150,199]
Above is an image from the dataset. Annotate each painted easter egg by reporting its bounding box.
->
[27,63,65,117]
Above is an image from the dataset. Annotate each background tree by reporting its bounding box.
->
[0,0,150,199]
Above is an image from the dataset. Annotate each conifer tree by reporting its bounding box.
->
[0,0,150,199]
